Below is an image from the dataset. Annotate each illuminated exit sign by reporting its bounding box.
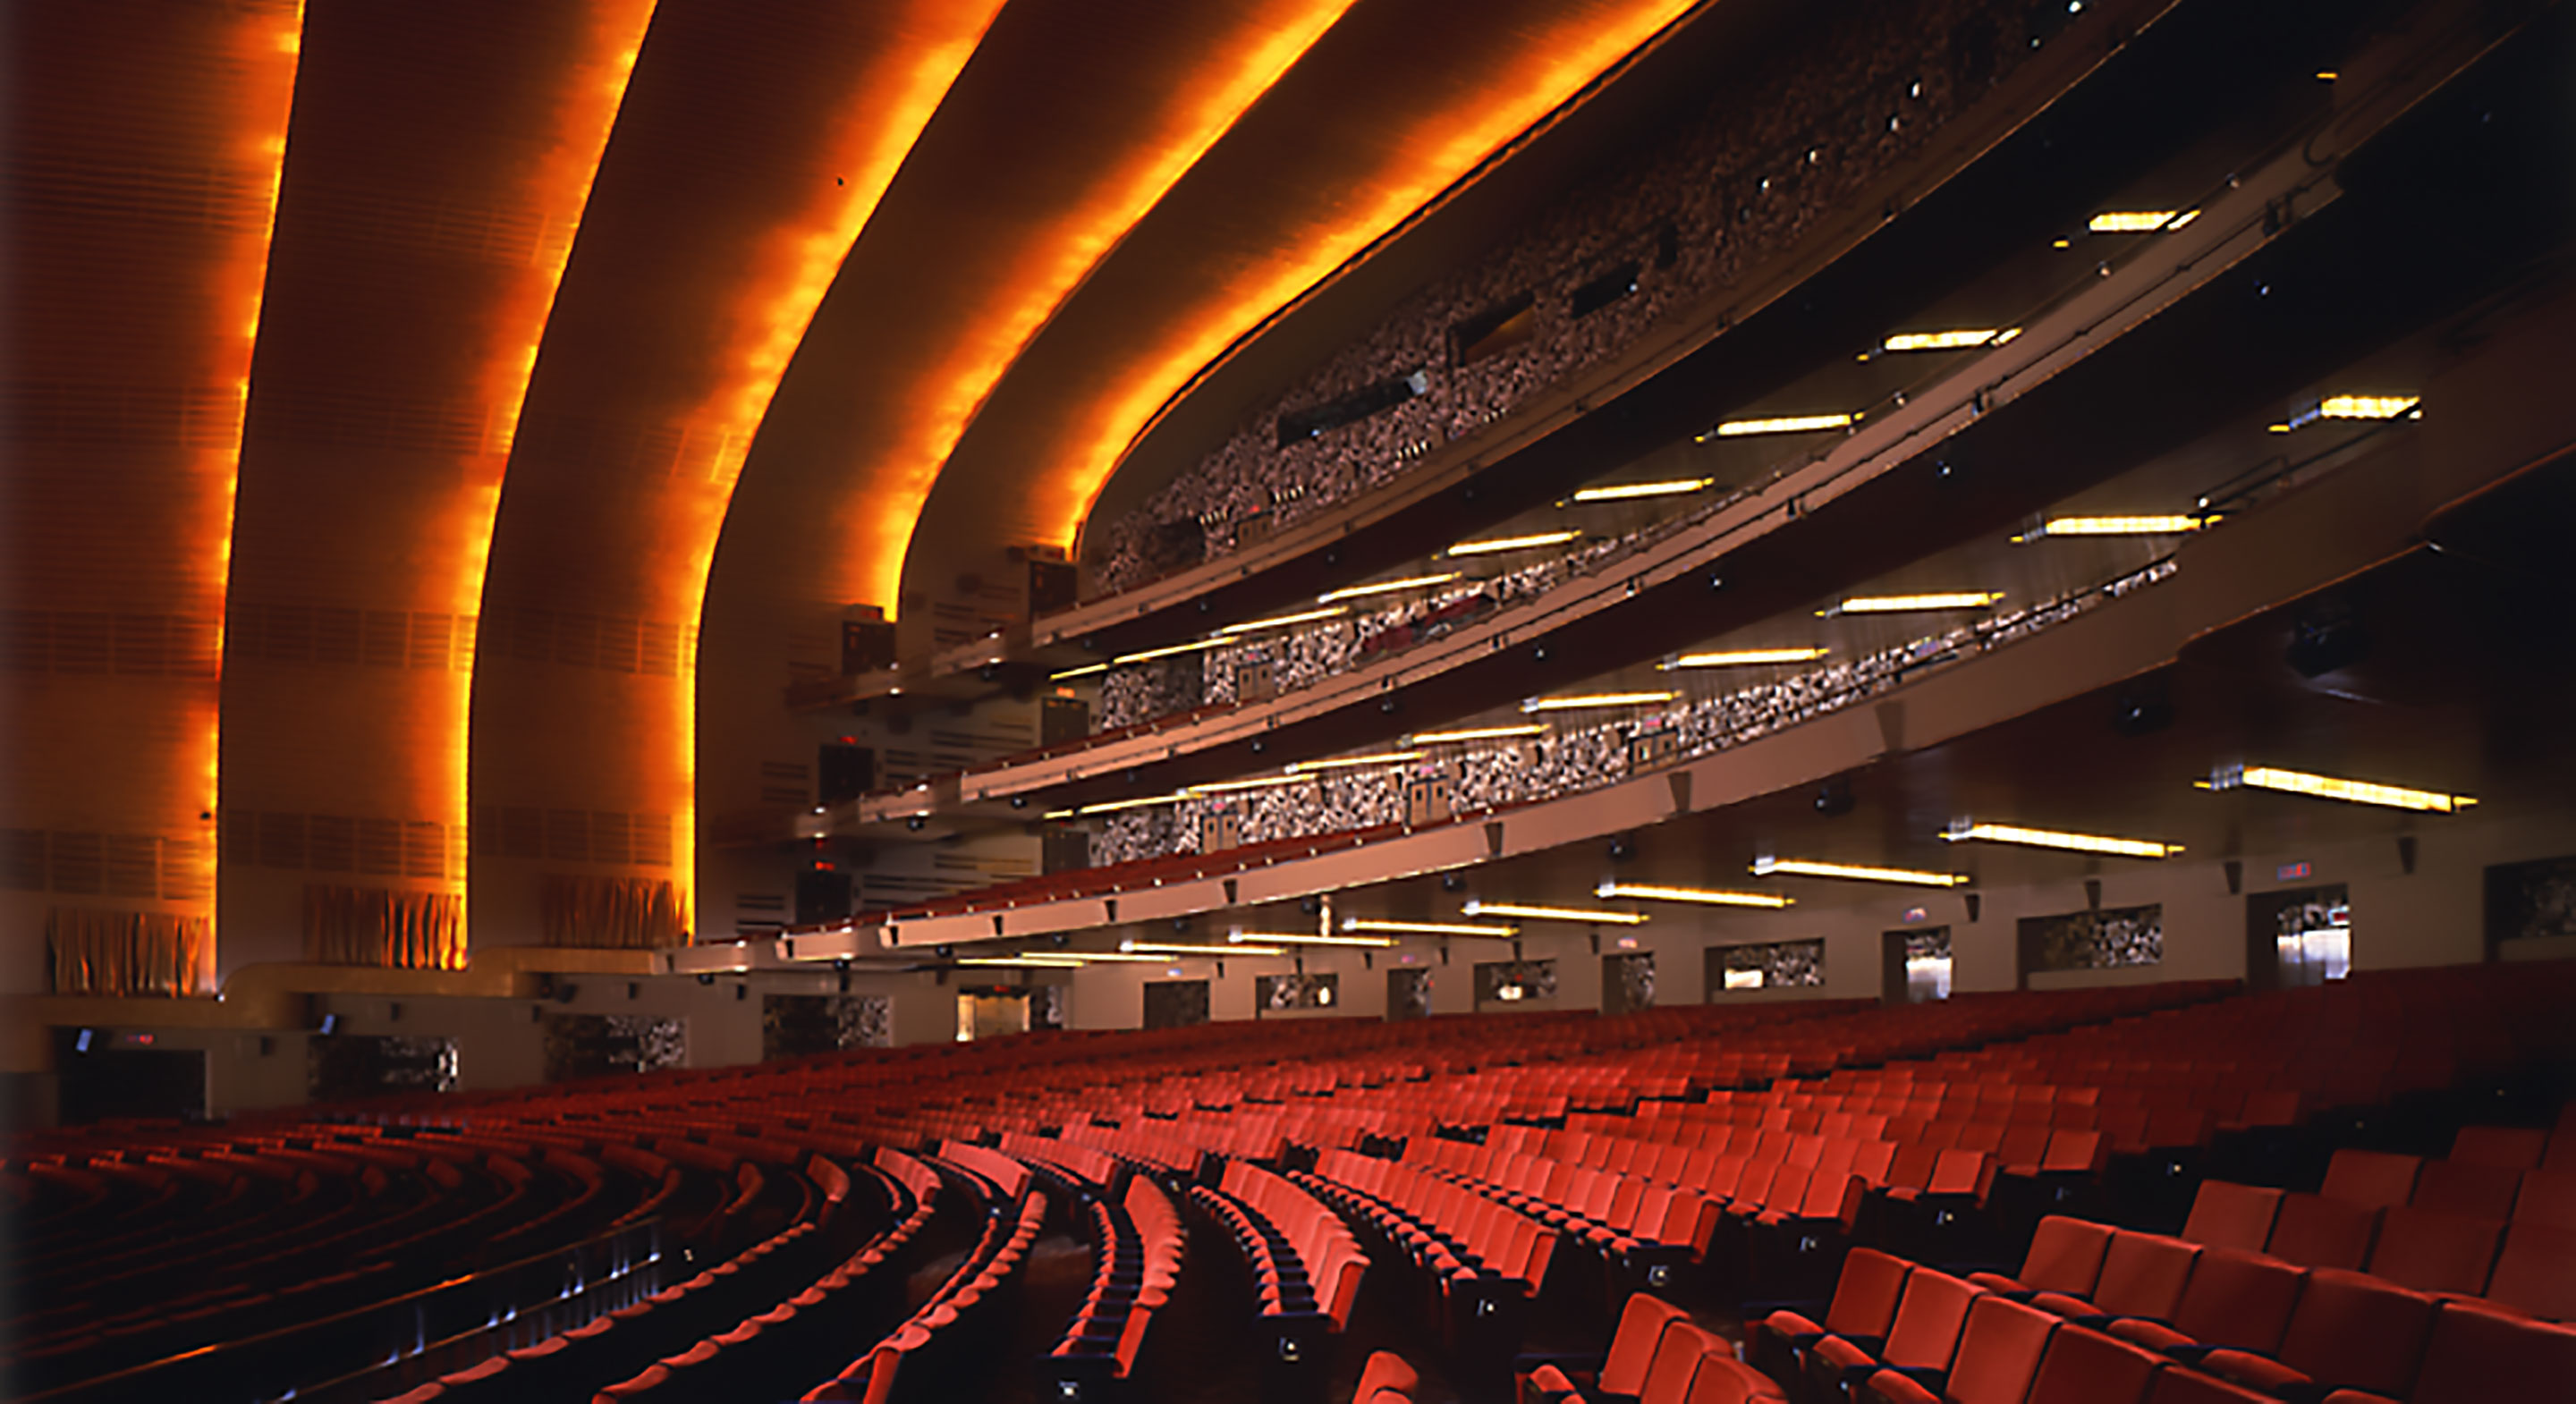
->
[2277,861,2313,882]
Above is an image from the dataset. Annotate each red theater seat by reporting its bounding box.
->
[2182,1181,2284,1254]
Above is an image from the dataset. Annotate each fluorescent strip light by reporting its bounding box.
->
[1705,412,1853,438]
[2319,393,2419,419]
[1049,662,1109,681]
[1595,883,1793,909]
[2025,515,2207,538]
[1462,901,1648,926]
[1447,530,1580,557]
[955,955,1091,968]
[1285,750,1422,774]
[2089,210,2198,233]
[1219,605,1348,635]
[1521,691,1675,713]
[1821,592,2003,616]
[1121,941,1286,957]
[1069,792,1191,817]
[2201,765,2475,814]
[1410,723,1548,744]
[1941,820,2182,858]
[1229,931,1396,948]
[1750,856,1970,888]
[1183,774,1314,795]
[1665,647,1829,669]
[1112,638,1227,665]
[1342,918,1519,938]
[1571,478,1713,503]
[1882,328,2020,352]
[1318,573,1460,605]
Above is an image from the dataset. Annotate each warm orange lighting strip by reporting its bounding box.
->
[661,1,1011,911]
[205,3,309,962]
[852,0,1362,615]
[446,1,660,953]
[1038,0,1698,550]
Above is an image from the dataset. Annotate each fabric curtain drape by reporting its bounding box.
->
[303,885,466,969]
[47,908,213,996]
[541,875,687,949]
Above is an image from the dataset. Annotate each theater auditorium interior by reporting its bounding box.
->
[6,0,2576,1399]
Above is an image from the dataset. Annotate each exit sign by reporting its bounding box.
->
[2277,861,2313,882]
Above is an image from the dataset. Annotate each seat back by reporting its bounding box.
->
[2482,1220,2576,1321]
[2513,1167,2576,1230]
[2272,1267,2437,1399]
[2091,1231,2200,1320]
[2448,1127,2549,1171]
[2411,1160,2524,1219]
[2165,1248,2306,1355]
[2320,1148,2422,1209]
[1639,1322,1725,1404]
[1944,1296,2058,1404]
[1824,1248,1912,1338]
[1601,1292,1689,1394]
[1687,1353,1788,1404]
[1883,1269,1985,1371]
[2182,1180,2283,1252]
[2018,1216,2116,1296]
[2366,1206,2504,1296]
[2407,1302,2576,1404]
[1354,1350,1418,1400]
[2025,1324,2166,1404]
[2266,1191,2380,1270]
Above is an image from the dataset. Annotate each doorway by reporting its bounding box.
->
[1602,952,1656,1016]
[954,987,1032,1042]
[53,1028,204,1125]
[2246,884,2351,990]
[1386,967,1431,1020]
[1882,927,1953,1003]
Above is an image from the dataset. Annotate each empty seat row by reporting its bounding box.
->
[1044,1174,1184,1400]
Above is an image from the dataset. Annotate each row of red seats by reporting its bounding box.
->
[1044,1174,1183,1400]
[1518,1292,1788,1403]
[805,1154,1047,1404]
[1195,1159,1369,1327]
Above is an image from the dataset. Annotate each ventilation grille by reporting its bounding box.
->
[471,807,673,867]
[0,612,221,676]
[479,608,692,675]
[221,811,457,880]
[225,604,476,671]
[4,829,210,901]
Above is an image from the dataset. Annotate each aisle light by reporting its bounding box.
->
[1521,691,1674,713]
[1570,478,1713,503]
[1595,882,1793,909]
[1819,592,2003,616]
[1219,605,1349,634]
[2015,515,2207,541]
[1882,328,2021,352]
[1122,941,1287,957]
[1284,750,1422,774]
[1230,931,1396,948]
[1410,723,1548,743]
[1462,901,1648,925]
[1318,573,1459,605]
[1700,412,1854,440]
[1342,918,1518,938]
[1446,530,1580,557]
[2089,210,2198,233]
[1941,820,2183,858]
[1665,647,1829,669]
[1750,856,1970,888]
[2199,765,2476,814]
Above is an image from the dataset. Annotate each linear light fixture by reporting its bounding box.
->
[1049,661,1111,681]
[1462,901,1648,926]
[1410,723,1548,744]
[1570,478,1713,503]
[1595,882,1793,909]
[2270,393,2421,433]
[1317,572,1459,605]
[1184,774,1315,796]
[956,955,1089,968]
[1521,691,1675,713]
[1882,328,2021,352]
[1046,791,1191,820]
[1342,918,1519,938]
[2016,515,2208,542]
[1447,529,1580,557]
[1750,856,1970,888]
[1229,931,1396,948]
[1121,940,1287,957]
[1285,750,1423,774]
[2199,765,2476,814]
[2089,209,2198,233]
[1941,820,2183,858]
[1702,412,1854,439]
[1665,647,1829,669]
[1820,592,2003,616]
[1219,605,1349,635]
[1113,638,1228,665]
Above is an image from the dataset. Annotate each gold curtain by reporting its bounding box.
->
[303,885,466,969]
[47,908,213,996]
[541,874,687,949]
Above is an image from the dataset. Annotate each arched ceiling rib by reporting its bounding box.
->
[216,0,654,961]
[470,0,1006,936]
[716,0,1367,632]
[894,0,1703,609]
